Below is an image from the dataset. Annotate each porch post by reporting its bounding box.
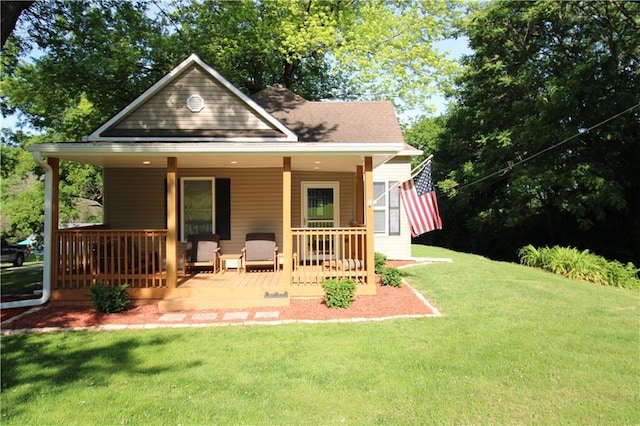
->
[356,165,364,225]
[49,157,60,288]
[364,157,376,286]
[282,157,292,286]
[166,157,178,289]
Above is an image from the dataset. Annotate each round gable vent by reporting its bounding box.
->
[187,94,205,113]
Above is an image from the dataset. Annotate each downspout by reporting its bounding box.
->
[1,152,52,309]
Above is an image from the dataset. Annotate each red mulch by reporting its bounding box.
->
[1,260,436,331]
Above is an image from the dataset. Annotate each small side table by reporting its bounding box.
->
[219,253,244,273]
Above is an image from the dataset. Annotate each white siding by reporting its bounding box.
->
[372,157,413,259]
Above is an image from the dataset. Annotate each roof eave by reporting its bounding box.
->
[29,141,406,156]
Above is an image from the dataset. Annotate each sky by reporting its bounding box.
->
[1,36,472,135]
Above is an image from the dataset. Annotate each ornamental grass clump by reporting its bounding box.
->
[90,283,130,313]
[322,278,357,308]
[518,245,639,289]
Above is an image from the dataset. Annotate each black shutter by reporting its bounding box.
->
[215,178,231,240]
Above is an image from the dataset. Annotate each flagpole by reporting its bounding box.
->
[371,154,433,206]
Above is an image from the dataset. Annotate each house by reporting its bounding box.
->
[27,54,421,310]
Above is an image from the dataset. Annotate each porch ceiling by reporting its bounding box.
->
[30,142,404,171]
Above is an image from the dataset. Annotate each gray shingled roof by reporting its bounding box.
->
[251,85,405,144]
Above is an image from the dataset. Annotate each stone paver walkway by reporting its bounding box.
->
[159,310,277,323]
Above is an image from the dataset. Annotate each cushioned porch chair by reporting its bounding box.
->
[241,233,278,272]
[182,234,221,275]
[325,258,365,271]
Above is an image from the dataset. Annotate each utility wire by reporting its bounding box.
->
[454,102,640,191]
[372,155,433,205]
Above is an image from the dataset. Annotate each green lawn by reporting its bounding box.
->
[0,258,43,295]
[1,246,638,424]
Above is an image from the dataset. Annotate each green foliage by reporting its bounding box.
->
[380,266,403,288]
[402,115,445,166]
[321,278,356,308]
[518,245,640,289]
[374,252,387,274]
[1,0,467,238]
[90,283,130,313]
[417,0,640,262]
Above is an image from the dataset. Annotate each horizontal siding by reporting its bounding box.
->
[104,167,360,256]
[373,159,413,259]
[104,168,167,229]
[114,65,274,131]
[291,172,356,228]
[175,168,283,254]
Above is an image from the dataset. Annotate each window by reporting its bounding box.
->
[181,178,215,239]
[373,181,400,236]
[175,177,231,241]
[373,182,386,234]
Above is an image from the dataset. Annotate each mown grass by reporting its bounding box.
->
[0,261,43,295]
[1,246,638,425]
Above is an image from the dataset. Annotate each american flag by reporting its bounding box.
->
[399,162,443,237]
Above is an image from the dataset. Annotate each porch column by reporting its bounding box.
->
[49,157,60,288]
[356,165,364,225]
[282,157,292,286]
[364,157,375,286]
[166,157,178,289]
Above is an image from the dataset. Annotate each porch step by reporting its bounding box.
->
[158,287,290,311]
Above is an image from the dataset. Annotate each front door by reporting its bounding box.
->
[301,182,340,259]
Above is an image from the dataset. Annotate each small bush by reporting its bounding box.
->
[322,278,357,308]
[374,252,388,274]
[518,245,640,289]
[90,283,130,313]
[380,266,403,287]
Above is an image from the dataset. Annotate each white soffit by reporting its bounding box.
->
[29,142,403,169]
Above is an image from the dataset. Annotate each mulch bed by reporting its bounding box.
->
[1,260,437,331]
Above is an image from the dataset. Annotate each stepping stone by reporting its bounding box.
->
[192,313,218,321]
[254,311,279,319]
[222,312,249,321]
[158,313,187,322]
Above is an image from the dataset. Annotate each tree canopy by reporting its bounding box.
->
[1,0,465,238]
[414,1,640,263]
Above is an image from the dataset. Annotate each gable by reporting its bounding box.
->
[88,54,297,141]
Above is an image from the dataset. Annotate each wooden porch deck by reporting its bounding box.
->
[158,265,375,311]
[177,270,283,289]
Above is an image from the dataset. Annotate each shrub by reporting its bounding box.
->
[518,245,640,289]
[380,266,403,288]
[90,283,130,313]
[374,252,387,274]
[322,278,357,308]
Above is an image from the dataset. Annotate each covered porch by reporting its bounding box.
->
[27,54,410,311]
[50,224,375,310]
[44,153,383,310]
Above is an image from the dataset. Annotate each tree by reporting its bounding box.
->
[425,1,640,263]
[1,1,34,49]
[171,0,466,109]
[1,0,174,236]
[1,0,467,237]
